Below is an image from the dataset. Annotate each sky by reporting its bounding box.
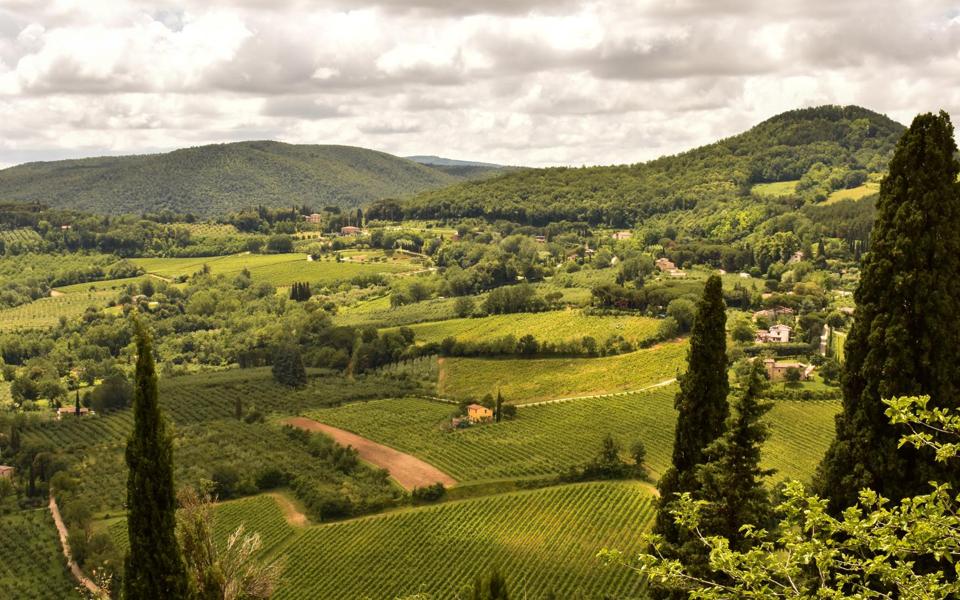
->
[0,0,958,169]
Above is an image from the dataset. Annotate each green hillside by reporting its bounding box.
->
[386,105,903,232]
[0,142,462,217]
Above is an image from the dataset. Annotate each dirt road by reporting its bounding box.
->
[283,417,457,490]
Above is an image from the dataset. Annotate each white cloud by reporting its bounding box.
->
[0,0,958,168]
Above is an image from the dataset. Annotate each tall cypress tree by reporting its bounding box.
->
[816,111,960,509]
[124,319,188,599]
[652,275,729,571]
[696,360,774,550]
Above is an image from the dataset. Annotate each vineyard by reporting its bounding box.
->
[307,389,840,483]
[181,222,243,238]
[0,510,78,599]
[439,341,688,403]
[130,252,417,287]
[273,481,653,600]
[107,493,297,557]
[396,310,661,347]
[24,370,421,513]
[0,228,43,249]
[0,291,114,330]
[54,275,147,294]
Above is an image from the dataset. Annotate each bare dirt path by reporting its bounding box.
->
[518,378,677,408]
[49,494,103,596]
[283,417,457,490]
[267,492,309,527]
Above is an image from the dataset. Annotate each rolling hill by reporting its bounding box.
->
[384,105,905,231]
[0,142,466,217]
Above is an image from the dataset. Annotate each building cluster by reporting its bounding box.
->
[655,257,685,278]
[755,324,792,343]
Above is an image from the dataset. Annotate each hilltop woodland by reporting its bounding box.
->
[0,105,930,598]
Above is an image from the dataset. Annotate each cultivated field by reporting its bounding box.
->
[0,291,114,330]
[107,494,297,557]
[438,341,688,403]
[273,481,653,600]
[0,228,43,248]
[397,310,661,347]
[0,510,77,599]
[751,180,799,197]
[130,252,417,287]
[824,181,880,204]
[306,388,839,483]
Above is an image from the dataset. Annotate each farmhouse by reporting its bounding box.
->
[340,226,363,236]
[756,324,792,343]
[763,358,814,382]
[304,213,323,224]
[611,231,632,240]
[0,465,13,479]
[655,257,676,271]
[467,404,494,424]
[57,406,92,419]
[534,235,546,243]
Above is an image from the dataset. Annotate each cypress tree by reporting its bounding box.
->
[696,360,774,550]
[652,275,729,594]
[816,112,960,509]
[124,319,188,599]
[495,390,503,423]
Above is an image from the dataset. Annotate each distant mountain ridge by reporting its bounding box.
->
[0,141,470,217]
[406,155,504,168]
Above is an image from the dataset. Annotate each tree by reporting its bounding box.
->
[631,440,648,477]
[272,344,307,388]
[177,487,284,600]
[666,298,696,333]
[601,395,960,599]
[695,360,774,551]
[730,318,755,345]
[816,111,960,509]
[123,319,189,599]
[495,390,503,423]
[653,275,729,589]
[454,296,475,318]
[471,569,509,600]
[783,367,801,385]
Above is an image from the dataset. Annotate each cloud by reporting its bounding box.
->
[0,0,957,168]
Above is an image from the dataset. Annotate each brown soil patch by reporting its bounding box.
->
[283,417,457,490]
[267,492,309,527]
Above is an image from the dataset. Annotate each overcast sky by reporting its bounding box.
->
[0,0,958,169]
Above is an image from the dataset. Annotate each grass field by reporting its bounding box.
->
[273,481,653,600]
[824,181,880,204]
[306,388,839,484]
[130,252,418,287]
[0,290,114,330]
[751,180,799,197]
[398,310,661,347]
[0,510,78,599]
[439,341,688,403]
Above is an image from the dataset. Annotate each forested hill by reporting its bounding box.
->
[0,141,466,217]
[383,105,905,229]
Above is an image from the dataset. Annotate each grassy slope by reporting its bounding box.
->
[439,341,688,403]
[130,252,417,287]
[274,482,653,600]
[397,310,661,346]
[306,388,839,484]
[0,142,461,217]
